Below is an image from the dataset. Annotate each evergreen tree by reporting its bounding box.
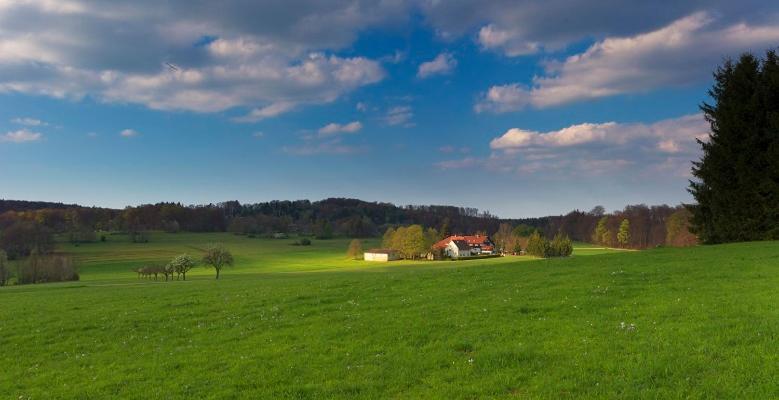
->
[617,219,631,248]
[689,51,779,243]
[526,231,549,258]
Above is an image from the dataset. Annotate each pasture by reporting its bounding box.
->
[1,234,777,398]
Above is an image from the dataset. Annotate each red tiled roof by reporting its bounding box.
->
[432,235,493,250]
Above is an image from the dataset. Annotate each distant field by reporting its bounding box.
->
[59,232,620,281]
[1,235,777,398]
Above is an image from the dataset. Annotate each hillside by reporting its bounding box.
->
[1,239,777,398]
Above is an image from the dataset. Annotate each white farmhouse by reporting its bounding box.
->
[444,240,472,259]
[363,249,400,262]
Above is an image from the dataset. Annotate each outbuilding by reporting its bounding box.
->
[364,249,400,262]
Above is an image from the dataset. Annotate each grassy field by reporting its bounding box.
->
[1,234,777,398]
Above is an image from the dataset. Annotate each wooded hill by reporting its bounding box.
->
[0,198,692,249]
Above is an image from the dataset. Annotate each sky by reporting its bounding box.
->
[1,1,778,218]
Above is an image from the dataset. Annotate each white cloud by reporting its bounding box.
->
[0,1,393,119]
[1,129,42,142]
[120,129,139,138]
[417,52,457,78]
[11,117,48,126]
[235,102,297,123]
[440,114,708,178]
[383,105,414,126]
[252,131,264,138]
[475,12,779,112]
[423,1,777,56]
[318,121,362,137]
[355,102,367,112]
[478,24,540,56]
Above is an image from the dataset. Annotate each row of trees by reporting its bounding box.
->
[381,225,442,259]
[135,244,234,281]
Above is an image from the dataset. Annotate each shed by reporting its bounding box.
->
[364,249,400,262]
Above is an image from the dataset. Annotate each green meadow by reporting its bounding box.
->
[1,233,778,398]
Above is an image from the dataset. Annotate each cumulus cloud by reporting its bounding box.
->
[383,106,414,126]
[318,121,362,137]
[0,1,393,119]
[120,129,139,138]
[422,0,777,55]
[417,52,457,78]
[475,12,779,112]
[11,117,48,126]
[441,114,708,178]
[1,129,42,142]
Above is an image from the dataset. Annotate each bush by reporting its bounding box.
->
[549,233,573,257]
[293,238,312,246]
[17,253,79,284]
[526,231,550,257]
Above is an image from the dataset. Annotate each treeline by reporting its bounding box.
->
[541,205,696,249]
[0,198,695,252]
[0,198,537,239]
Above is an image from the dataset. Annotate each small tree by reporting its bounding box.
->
[202,244,234,280]
[169,254,196,281]
[666,209,698,247]
[617,219,631,248]
[346,239,363,260]
[400,225,427,259]
[382,227,396,248]
[0,250,9,286]
[493,223,514,253]
[593,216,608,245]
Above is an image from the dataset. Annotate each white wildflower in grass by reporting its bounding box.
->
[468,358,474,364]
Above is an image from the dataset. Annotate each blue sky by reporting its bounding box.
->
[1,1,778,217]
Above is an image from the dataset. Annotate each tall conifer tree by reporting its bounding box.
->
[689,51,779,243]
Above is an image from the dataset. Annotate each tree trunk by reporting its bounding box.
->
[216,268,220,280]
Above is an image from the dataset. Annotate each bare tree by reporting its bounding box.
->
[202,244,233,279]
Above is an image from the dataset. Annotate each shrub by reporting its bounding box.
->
[549,233,573,257]
[293,238,312,246]
[17,253,79,284]
[526,231,550,258]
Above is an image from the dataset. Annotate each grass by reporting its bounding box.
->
[1,233,777,398]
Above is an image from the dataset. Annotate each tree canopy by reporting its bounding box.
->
[689,51,779,243]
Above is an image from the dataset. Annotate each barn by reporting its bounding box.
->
[363,249,400,262]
